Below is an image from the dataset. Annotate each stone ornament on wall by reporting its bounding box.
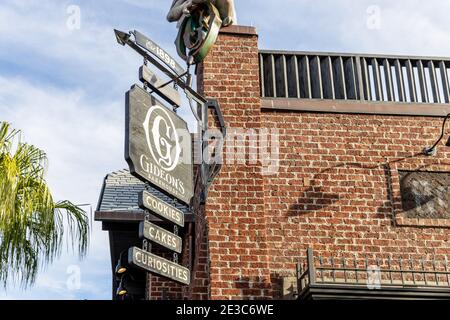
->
[167,0,237,64]
[390,162,450,228]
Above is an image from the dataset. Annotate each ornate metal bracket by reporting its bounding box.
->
[199,99,226,204]
[114,28,225,205]
[175,2,222,65]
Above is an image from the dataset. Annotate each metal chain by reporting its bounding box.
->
[173,212,179,264]
[144,210,151,222]
[143,239,148,251]
[143,207,151,252]
[143,58,149,90]
[173,196,180,266]
[143,241,152,252]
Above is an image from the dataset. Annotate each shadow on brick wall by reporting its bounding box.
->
[233,276,272,299]
[287,162,380,216]
[287,154,422,220]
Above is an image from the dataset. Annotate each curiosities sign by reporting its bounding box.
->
[128,246,190,285]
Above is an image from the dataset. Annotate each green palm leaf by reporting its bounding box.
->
[0,121,89,288]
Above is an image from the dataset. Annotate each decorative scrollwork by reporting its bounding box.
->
[168,0,237,64]
[175,2,222,64]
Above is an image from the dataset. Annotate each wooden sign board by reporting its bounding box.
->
[138,190,185,227]
[134,30,185,77]
[125,85,194,204]
[139,221,182,253]
[128,246,190,285]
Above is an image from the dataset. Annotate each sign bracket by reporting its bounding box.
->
[116,29,207,130]
[117,28,227,288]
[199,99,227,204]
[114,29,207,110]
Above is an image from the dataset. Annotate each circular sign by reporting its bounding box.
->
[143,105,181,172]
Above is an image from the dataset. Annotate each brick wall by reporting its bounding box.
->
[195,26,450,299]
[262,112,450,298]
[197,26,272,299]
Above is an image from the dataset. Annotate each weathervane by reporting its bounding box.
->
[167,0,237,64]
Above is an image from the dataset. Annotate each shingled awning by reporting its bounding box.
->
[95,169,192,223]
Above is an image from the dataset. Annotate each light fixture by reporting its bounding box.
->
[116,277,128,297]
[115,250,128,276]
[115,272,144,300]
[424,113,450,156]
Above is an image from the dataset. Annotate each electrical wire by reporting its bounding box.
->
[425,113,450,154]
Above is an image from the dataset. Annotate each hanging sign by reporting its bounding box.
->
[139,220,183,254]
[138,190,184,227]
[128,246,190,285]
[133,30,185,76]
[125,84,194,204]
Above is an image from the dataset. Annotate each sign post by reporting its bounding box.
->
[134,30,186,76]
[116,29,224,291]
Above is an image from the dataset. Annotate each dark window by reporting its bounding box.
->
[399,171,450,219]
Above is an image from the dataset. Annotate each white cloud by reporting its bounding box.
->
[0,0,138,98]
[0,75,117,299]
[0,75,123,205]
[119,0,167,10]
[241,0,450,56]
[0,255,111,299]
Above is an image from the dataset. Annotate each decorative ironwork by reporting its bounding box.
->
[297,248,450,296]
[168,0,237,64]
[176,2,222,65]
[399,171,450,219]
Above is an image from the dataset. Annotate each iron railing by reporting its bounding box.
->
[260,51,450,104]
[297,248,450,294]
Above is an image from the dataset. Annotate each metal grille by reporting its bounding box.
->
[260,51,450,104]
[297,248,450,293]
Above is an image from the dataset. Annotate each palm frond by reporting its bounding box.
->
[0,121,90,288]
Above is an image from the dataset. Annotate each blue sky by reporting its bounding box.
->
[0,0,449,300]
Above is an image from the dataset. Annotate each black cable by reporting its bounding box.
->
[425,113,450,154]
